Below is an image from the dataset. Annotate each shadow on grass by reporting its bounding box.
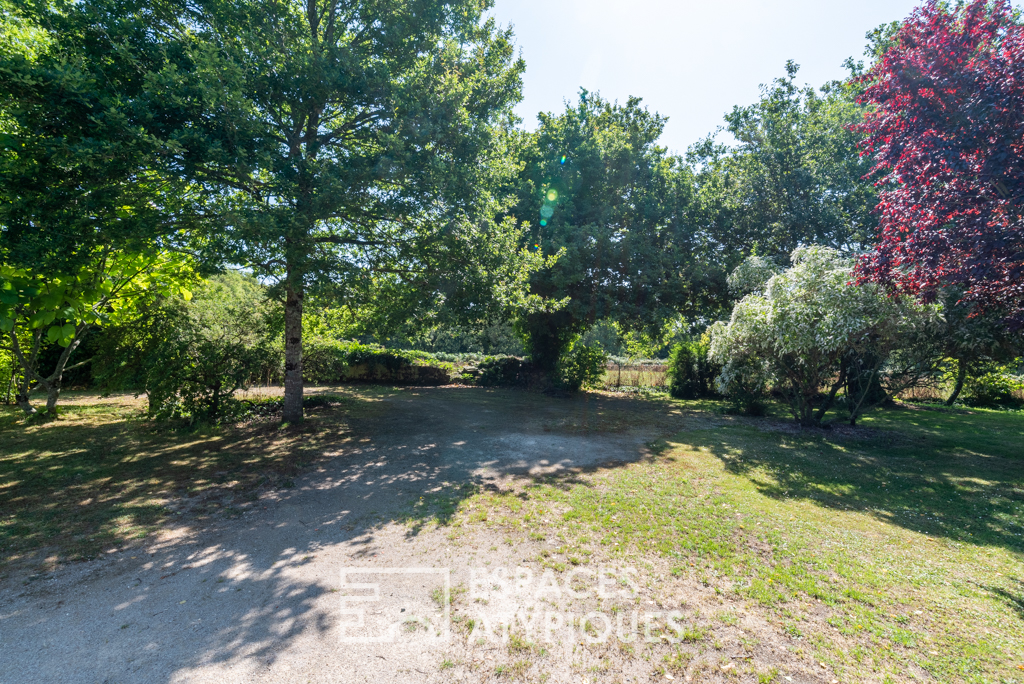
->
[984,577,1024,622]
[0,392,374,568]
[667,407,1024,554]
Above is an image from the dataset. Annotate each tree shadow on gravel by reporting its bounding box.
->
[0,391,377,570]
[1,386,681,683]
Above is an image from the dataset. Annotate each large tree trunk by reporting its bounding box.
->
[946,362,967,406]
[283,279,305,423]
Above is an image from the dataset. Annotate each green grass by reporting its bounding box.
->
[444,400,1024,683]
[0,390,378,570]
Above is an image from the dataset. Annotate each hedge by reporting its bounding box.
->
[303,339,454,386]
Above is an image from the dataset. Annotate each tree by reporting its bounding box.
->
[511,92,700,373]
[924,293,1023,405]
[689,62,878,265]
[0,0,201,273]
[0,249,195,416]
[0,0,205,417]
[666,334,719,400]
[163,0,530,423]
[709,246,937,426]
[855,0,1024,326]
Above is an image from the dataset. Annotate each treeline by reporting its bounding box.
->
[1,0,1022,423]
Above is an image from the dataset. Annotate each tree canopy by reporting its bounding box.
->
[689,62,878,263]
[512,91,701,371]
[0,0,200,271]
[855,0,1024,326]
[0,0,200,415]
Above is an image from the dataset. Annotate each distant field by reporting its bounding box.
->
[602,362,668,390]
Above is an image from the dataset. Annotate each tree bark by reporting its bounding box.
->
[945,362,967,406]
[15,384,36,416]
[45,381,60,415]
[41,335,83,417]
[845,360,882,427]
[282,279,305,423]
[10,330,43,416]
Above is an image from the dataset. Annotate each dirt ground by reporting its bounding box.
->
[0,388,837,683]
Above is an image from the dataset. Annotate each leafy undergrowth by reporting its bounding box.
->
[416,401,1024,683]
[0,389,379,572]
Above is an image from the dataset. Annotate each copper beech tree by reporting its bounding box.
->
[854,0,1024,325]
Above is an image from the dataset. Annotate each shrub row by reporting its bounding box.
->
[303,339,454,386]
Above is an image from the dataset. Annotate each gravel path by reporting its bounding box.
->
[1,388,671,683]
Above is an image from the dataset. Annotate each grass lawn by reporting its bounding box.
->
[415,399,1024,683]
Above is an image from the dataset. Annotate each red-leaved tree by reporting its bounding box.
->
[855,0,1024,325]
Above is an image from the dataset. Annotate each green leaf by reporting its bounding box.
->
[47,325,61,343]
[62,322,76,339]
[0,318,13,332]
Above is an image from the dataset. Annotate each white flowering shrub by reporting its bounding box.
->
[709,246,938,426]
[726,255,780,296]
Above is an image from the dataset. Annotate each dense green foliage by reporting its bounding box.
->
[302,339,452,386]
[0,1,203,415]
[2,1,1019,427]
[476,356,532,387]
[96,272,280,422]
[689,62,878,261]
[511,92,703,372]
[0,0,197,272]
[555,341,608,392]
[1,251,195,416]
[155,0,539,422]
[666,336,720,400]
[957,362,1024,408]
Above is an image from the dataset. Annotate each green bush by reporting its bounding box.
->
[302,339,453,385]
[716,357,771,416]
[477,356,532,387]
[95,272,282,423]
[557,342,608,392]
[961,364,1024,408]
[667,337,720,399]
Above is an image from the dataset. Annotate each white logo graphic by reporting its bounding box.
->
[338,567,450,644]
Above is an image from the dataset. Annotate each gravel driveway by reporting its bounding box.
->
[1,388,671,683]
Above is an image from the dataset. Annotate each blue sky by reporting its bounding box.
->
[487,0,924,154]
